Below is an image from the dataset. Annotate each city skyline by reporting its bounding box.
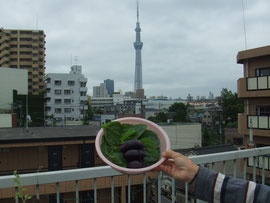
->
[1,0,270,99]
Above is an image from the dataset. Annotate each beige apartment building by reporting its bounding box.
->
[0,28,46,95]
[237,45,270,147]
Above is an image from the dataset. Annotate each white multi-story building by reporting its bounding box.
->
[45,65,88,125]
[93,83,107,98]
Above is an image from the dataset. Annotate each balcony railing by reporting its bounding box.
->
[247,76,270,91]
[248,115,270,129]
[1,147,270,203]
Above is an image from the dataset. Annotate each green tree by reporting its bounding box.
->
[202,126,222,147]
[218,88,244,126]
[168,102,189,122]
[148,112,168,123]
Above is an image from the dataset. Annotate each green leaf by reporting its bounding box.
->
[140,138,160,165]
[120,127,136,143]
[102,121,122,146]
[122,124,147,142]
[139,130,160,146]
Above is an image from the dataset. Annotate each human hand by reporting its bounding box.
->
[154,150,199,183]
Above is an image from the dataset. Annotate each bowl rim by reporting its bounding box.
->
[95,117,171,174]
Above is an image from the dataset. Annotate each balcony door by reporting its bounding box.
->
[48,146,62,171]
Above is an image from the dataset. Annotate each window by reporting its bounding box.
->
[55,89,61,95]
[55,108,62,113]
[33,75,38,78]
[68,80,75,86]
[64,108,71,113]
[46,78,51,83]
[64,99,71,104]
[55,80,61,86]
[256,68,270,77]
[55,99,61,104]
[257,106,270,116]
[64,90,71,95]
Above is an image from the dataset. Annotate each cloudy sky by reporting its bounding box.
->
[1,0,270,99]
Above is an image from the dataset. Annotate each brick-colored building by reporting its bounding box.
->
[0,125,157,202]
[237,45,270,147]
[0,28,46,95]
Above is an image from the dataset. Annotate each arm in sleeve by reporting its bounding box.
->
[193,166,270,203]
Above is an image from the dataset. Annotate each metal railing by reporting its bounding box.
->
[247,76,270,90]
[1,146,270,203]
[248,115,270,129]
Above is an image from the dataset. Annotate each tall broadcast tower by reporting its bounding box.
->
[134,0,143,93]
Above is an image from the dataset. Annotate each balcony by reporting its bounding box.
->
[0,147,270,202]
[80,77,87,83]
[80,87,87,92]
[80,96,88,101]
[238,113,270,137]
[238,77,270,98]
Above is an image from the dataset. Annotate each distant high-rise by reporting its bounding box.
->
[93,83,107,98]
[134,1,143,92]
[104,79,114,96]
[0,28,46,95]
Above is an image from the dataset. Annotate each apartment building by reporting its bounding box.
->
[237,45,270,147]
[93,83,108,98]
[0,126,156,202]
[45,65,88,125]
[0,28,46,95]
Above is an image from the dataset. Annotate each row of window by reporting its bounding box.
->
[10,52,44,56]
[256,67,270,77]
[55,99,72,104]
[54,108,73,113]
[53,80,75,86]
[54,89,72,95]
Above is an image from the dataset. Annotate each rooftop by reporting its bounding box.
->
[237,45,270,63]
[0,125,99,143]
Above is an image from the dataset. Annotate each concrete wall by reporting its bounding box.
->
[160,123,201,150]
[0,68,28,110]
[0,114,12,128]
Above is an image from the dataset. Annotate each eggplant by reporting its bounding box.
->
[124,149,145,161]
[127,160,145,168]
[119,140,144,153]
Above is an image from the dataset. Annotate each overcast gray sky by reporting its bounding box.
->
[1,0,270,99]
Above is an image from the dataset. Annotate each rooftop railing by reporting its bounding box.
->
[0,146,270,203]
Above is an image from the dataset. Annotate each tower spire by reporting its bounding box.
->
[137,0,139,22]
[134,0,143,93]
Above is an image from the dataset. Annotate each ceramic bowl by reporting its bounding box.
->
[95,117,170,174]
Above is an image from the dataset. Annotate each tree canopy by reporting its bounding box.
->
[168,102,189,122]
[218,88,244,126]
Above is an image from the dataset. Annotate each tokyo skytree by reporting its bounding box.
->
[134,0,143,92]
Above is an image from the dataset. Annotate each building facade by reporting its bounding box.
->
[0,28,46,95]
[104,79,114,96]
[237,45,270,147]
[93,83,107,98]
[45,65,88,125]
[0,126,156,202]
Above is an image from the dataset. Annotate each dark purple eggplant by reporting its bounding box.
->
[127,160,145,168]
[119,140,144,153]
[124,149,145,161]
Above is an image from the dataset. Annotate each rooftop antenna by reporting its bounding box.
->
[74,56,79,66]
[36,15,39,30]
[241,0,248,50]
[70,54,73,66]
[137,0,139,22]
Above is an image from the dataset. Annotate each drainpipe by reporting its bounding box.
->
[248,118,255,148]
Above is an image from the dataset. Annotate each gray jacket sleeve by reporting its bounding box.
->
[194,166,270,203]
